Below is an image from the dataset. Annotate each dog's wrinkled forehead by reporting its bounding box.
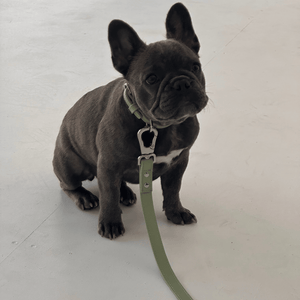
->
[134,40,199,75]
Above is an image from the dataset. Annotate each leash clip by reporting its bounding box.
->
[137,125,158,165]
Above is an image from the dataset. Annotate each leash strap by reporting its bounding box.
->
[139,158,194,300]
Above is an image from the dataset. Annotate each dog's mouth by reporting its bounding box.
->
[148,75,208,125]
[151,93,208,126]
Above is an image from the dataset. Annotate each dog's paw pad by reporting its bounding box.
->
[120,185,137,206]
[98,222,125,239]
[165,208,197,225]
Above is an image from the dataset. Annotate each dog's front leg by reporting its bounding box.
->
[97,161,125,239]
[161,149,197,225]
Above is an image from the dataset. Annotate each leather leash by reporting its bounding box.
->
[138,126,194,300]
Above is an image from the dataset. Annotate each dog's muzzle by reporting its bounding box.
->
[169,76,192,92]
[159,75,207,114]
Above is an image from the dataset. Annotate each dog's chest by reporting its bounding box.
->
[123,148,186,184]
[155,148,185,165]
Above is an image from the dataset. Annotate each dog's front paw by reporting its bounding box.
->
[120,183,137,206]
[98,221,125,239]
[165,207,197,225]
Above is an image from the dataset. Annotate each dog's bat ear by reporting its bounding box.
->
[108,20,146,76]
[166,3,200,54]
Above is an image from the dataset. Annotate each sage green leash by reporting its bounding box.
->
[138,126,194,300]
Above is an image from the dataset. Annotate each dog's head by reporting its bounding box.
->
[108,3,208,127]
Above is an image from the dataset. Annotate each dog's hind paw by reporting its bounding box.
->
[76,193,99,210]
[64,187,99,210]
[120,182,137,206]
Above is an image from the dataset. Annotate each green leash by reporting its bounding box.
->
[138,126,194,300]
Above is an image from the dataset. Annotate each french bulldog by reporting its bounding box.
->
[53,2,208,239]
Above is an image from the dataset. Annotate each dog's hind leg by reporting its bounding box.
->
[53,149,99,210]
[120,181,137,206]
[63,186,99,210]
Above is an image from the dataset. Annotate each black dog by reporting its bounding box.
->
[53,3,208,239]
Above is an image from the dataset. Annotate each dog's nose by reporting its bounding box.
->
[171,77,191,91]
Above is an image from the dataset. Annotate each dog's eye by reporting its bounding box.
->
[192,64,201,73]
[146,74,157,85]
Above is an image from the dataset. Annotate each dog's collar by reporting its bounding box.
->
[123,83,169,129]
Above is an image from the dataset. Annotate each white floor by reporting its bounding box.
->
[1,0,300,299]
